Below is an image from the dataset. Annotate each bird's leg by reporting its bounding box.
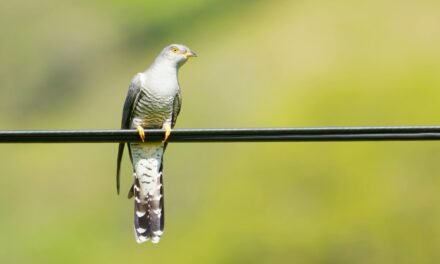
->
[162,123,172,143]
[136,126,145,142]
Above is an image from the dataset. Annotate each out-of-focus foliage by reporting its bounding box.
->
[1,0,440,263]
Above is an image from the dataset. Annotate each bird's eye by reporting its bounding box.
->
[171,47,179,53]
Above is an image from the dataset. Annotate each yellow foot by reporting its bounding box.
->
[136,126,145,142]
[162,124,172,143]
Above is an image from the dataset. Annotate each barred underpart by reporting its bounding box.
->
[132,88,175,128]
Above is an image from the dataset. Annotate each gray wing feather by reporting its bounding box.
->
[116,74,142,194]
[171,89,182,128]
[163,90,181,152]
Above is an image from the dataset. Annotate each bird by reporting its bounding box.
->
[116,44,196,243]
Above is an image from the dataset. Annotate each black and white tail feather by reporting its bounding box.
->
[132,144,165,243]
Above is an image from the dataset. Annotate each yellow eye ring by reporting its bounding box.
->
[171,47,179,53]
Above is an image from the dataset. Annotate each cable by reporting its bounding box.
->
[2,126,440,143]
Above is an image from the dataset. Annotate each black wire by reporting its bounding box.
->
[2,126,440,143]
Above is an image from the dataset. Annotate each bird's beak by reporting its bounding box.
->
[183,51,197,58]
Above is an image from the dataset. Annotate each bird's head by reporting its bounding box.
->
[159,44,197,67]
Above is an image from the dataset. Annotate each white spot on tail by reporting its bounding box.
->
[153,230,163,236]
[136,236,149,243]
[135,230,149,243]
[151,236,160,243]
[136,227,147,233]
[136,210,146,217]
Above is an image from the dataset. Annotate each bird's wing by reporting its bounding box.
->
[162,90,181,152]
[116,73,143,194]
[171,89,182,128]
[121,73,143,129]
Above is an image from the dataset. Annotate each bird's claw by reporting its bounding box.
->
[162,124,172,143]
[137,126,145,142]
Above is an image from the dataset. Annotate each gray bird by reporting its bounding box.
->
[116,44,196,243]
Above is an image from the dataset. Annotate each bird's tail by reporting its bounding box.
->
[131,143,165,243]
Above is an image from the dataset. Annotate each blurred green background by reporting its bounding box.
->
[1,0,440,263]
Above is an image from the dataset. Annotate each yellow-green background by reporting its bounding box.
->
[1,0,440,263]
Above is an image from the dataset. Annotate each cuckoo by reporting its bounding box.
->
[116,44,196,243]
